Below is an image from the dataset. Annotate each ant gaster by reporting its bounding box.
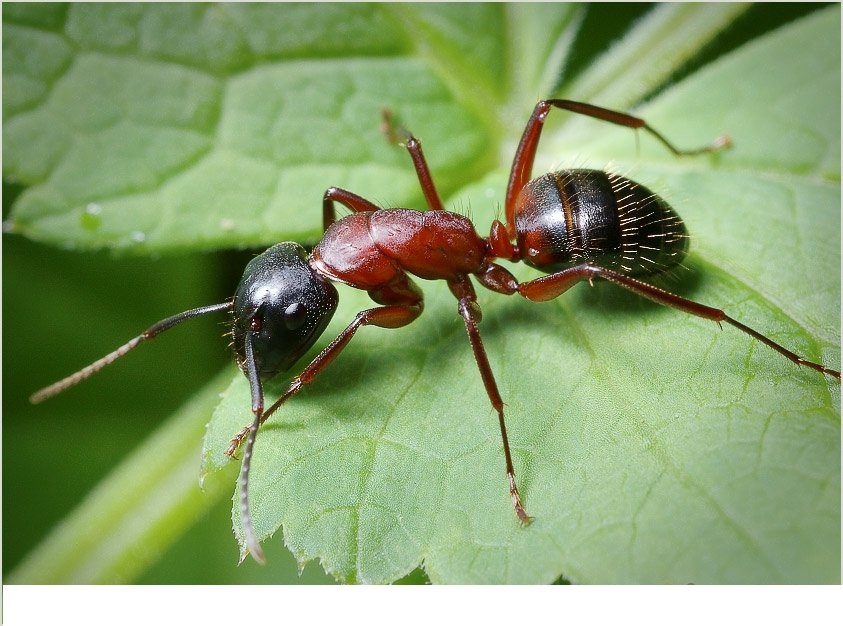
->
[31,100,841,565]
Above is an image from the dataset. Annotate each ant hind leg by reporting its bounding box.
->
[516,262,840,379]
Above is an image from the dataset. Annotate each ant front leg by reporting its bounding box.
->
[449,275,532,524]
[322,187,381,231]
[228,287,423,563]
[504,99,731,235]
[226,299,424,457]
[517,263,841,380]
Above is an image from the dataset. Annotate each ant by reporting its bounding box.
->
[31,99,841,565]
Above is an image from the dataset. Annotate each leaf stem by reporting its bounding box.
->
[7,370,238,584]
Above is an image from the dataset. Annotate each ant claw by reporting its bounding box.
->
[381,109,412,146]
[226,426,250,458]
[711,133,733,151]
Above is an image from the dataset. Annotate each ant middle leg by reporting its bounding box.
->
[382,110,446,212]
[324,110,446,230]
[516,263,840,379]
[504,99,731,234]
[449,275,532,524]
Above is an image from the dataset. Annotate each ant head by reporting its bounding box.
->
[233,242,338,379]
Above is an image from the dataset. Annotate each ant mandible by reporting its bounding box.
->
[31,99,841,565]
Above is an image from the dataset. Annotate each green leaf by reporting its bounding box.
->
[201,6,840,584]
[6,4,839,584]
[3,2,489,251]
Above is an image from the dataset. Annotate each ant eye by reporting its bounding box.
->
[283,302,307,330]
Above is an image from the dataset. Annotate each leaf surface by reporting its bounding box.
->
[199,7,842,583]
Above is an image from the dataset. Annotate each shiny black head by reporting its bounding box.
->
[232,242,339,379]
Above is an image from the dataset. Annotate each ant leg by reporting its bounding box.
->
[449,276,532,524]
[324,111,446,230]
[229,284,423,563]
[382,110,445,212]
[226,301,423,457]
[227,276,424,456]
[323,187,381,231]
[517,263,841,379]
[505,99,731,234]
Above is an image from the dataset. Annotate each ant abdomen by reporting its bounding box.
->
[514,169,689,277]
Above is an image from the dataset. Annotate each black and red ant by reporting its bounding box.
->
[31,99,841,564]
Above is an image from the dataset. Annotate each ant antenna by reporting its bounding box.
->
[29,302,235,404]
[239,325,267,564]
[238,410,266,564]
